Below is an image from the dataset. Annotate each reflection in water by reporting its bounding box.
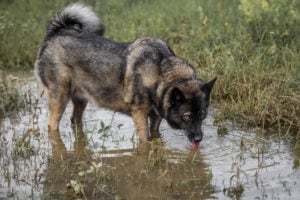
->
[43,128,92,199]
[43,127,214,199]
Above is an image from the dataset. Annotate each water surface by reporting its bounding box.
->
[0,75,299,199]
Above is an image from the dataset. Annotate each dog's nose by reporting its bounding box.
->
[194,136,202,143]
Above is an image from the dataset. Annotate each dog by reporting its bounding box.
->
[34,3,217,145]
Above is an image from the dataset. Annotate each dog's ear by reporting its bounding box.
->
[170,87,185,108]
[200,77,217,102]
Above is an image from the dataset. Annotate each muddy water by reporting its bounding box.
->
[0,75,300,199]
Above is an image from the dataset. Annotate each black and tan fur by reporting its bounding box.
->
[35,3,217,143]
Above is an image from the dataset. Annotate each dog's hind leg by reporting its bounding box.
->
[48,91,70,131]
[70,93,87,126]
[47,76,71,131]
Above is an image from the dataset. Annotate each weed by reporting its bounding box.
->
[67,161,113,199]
[66,179,86,199]
[223,184,244,199]
[0,78,23,118]
[217,124,229,136]
[293,159,299,169]
[98,121,111,138]
[147,139,171,170]
[12,134,36,159]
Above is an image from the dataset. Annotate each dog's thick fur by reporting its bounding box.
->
[35,3,217,143]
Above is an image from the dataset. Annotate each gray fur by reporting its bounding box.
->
[35,3,216,143]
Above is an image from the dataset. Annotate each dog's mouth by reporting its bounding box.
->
[187,136,201,149]
[187,132,202,148]
[191,141,200,148]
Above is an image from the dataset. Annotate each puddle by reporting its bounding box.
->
[0,74,300,199]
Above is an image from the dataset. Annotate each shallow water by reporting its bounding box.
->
[0,75,299,199]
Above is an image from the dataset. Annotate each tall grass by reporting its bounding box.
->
[0,75,24,117]
[0,0,299,134]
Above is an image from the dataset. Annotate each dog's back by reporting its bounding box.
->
[34,3,136,131]
[35,3,133,113]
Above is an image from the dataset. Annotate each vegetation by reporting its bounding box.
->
[0,0,299,135]
[0,75,24,117]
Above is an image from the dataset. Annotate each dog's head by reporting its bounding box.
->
[165,78,217,144]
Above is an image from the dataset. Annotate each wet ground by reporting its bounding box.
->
[0,75,300,199]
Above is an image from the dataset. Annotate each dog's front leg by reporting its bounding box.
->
[132,105,149,142]
[149,108,161,139]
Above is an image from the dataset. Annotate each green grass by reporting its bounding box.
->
[0,0,299,135]
[0,76,24,117]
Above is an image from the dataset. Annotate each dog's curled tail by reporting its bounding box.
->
[47,3,105,36]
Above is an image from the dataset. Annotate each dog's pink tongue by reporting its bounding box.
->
[191,142,200,149]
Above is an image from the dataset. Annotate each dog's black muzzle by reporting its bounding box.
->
[187,127,203,143]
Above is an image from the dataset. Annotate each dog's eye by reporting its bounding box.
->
[182,112,193,121]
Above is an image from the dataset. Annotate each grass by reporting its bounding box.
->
[0,73,37,118]
[0,75,24,118]
[0,0,299,135]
